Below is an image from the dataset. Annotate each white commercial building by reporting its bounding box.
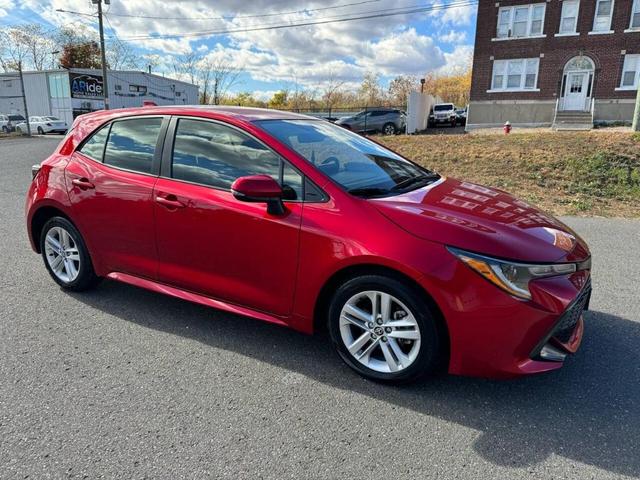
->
[0,69,199,126]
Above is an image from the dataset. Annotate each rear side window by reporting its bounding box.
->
[104,118,163,174]
[79,124,111,161]
[171,118,281,190]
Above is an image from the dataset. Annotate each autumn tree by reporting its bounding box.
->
[59,41,104,69]
[388,75,417,106]
[423,64,473,107]
[358,71,384,106]
[268,90,289,109]
[0,25,56,71]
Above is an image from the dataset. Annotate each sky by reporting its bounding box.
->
[1,0,477,100]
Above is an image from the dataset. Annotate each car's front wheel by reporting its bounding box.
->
[37,126,44,135]
[328,275,441,383]
[40,216,100,291]
[382,122,396,135]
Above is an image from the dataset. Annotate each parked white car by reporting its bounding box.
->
[16,116,68,135]
[0,114,10,133]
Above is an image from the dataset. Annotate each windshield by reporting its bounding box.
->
[434,105,454,112]
[45,116,60,121]
[9,115,25,121]
[256,119,439,197]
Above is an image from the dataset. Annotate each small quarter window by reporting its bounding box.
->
[104,117,163,174]
[79,124,111,162]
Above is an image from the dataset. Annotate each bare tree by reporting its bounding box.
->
[321,71,345,112]
[388,75,418,107]
[198,56,242,105]
[172,51,200,85]
[106,39,141,70]
[0,27,31,71]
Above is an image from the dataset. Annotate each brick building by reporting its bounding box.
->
[467,0,640,129]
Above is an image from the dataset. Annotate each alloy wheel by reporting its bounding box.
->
[339,290,421,373]
[383,124,395,135]
[44,226,81,283]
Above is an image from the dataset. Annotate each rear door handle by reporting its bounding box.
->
[71,178,95,190]
[155,194,186,209]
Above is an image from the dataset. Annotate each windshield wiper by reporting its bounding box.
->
[391,174,440,192]
[347,187,390,198]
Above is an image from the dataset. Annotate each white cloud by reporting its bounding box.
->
[436,45,474,75]
[429,1,476,26]
[439,30,467,44]
[0,0,13,17]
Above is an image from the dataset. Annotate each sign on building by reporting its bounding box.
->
[69,73,104,99]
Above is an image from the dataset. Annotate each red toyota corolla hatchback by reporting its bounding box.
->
[26,106,592,383]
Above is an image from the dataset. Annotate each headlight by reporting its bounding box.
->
[448,247,577,300]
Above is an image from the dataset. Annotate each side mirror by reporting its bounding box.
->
[231,175,285,215]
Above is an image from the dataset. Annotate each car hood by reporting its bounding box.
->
[336,117,354,124]
[371,177,590,263]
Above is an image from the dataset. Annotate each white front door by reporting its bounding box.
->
[562,72,589,111]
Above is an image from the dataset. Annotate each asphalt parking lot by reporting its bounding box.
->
[1,136,639,479]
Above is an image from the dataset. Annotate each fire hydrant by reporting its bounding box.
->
[503,121,512,134]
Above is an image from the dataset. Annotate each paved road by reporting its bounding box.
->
[1,137,639,479]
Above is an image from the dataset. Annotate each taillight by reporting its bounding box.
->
[46,123,52,126]
[31,164,41,180]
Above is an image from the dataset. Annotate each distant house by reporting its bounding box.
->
[467,0,640,130]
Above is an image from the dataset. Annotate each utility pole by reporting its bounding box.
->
[93,0,110,110]
[633,83,640,132]
[18,61,31,137]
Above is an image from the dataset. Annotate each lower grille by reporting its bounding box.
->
[552,281,591,343]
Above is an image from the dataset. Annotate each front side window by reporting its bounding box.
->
[256,119,439,198]
[593,0,614,31]
[631,0,640,28]
[559,0,580,33]
[496,4,546,38]
[79,124,111,162]
[171,118,303,199]
[491,58,540,91]
[621,55,640,89]
[103,117,163,174]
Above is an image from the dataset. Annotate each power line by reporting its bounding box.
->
[103,0,383,21]
[114,1,478,41]
[56,0,383,22]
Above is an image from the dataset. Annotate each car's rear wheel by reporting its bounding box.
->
[328,275,441,383]
[1,126,8,133]
[40,216,100,291]
[37,126,44,135]
[382,123,396,135]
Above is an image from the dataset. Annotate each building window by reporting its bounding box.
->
[592,0,614,32]
[631,0,640,29]
[559,0,580,34]
[497,4,546,38]
[48,73,70,99]
[129,84,148,93]
[620,55,640,89]
[491,58,540,91]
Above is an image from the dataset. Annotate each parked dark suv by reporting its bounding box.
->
[335,108,406,135]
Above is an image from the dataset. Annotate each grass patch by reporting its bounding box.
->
[377,130,640,217]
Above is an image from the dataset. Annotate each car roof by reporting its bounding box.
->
[77,105,317,124]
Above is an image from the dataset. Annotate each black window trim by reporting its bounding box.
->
[75,114,170,178]
[161,115,328,203]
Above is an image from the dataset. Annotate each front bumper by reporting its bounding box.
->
[423,258,591,379]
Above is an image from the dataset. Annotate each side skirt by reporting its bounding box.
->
[106,272,290,328]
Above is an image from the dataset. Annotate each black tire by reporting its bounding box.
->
[328,274,442,384]
[37,126,44,135]
[40,216,101,291]
[1,126,8,134]
[382,122,396,135]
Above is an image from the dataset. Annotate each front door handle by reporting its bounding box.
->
[155,194,186,210]
[71,177,95,190]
